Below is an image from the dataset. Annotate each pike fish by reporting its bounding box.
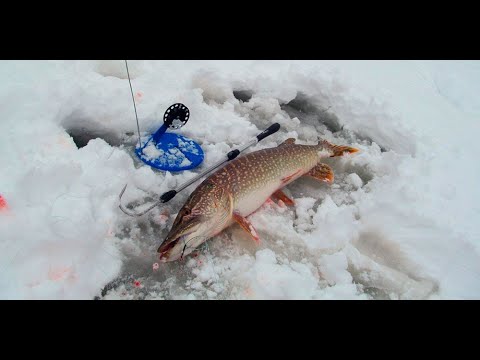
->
[158,138,359,261]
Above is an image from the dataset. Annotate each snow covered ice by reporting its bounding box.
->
[1,60,479,300]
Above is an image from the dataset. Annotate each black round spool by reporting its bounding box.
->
[163,103,190,129]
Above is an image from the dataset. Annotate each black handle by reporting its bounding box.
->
[256,123,280,142]
[227,149,241,161]
[160,190,177,203]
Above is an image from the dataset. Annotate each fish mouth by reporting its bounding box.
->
[157,232,193,261]
[157,241,176,259]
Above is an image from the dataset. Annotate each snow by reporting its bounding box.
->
[178,138,200,155]
[345,173,363,189]
[138,140,193,168]
[142,142,164,160]
[1,60,479,299]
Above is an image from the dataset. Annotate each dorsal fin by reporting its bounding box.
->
[278,138,296,146]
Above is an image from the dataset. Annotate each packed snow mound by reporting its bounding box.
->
[1,60,479,300]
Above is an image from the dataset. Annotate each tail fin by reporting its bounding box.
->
[319,139,359,157]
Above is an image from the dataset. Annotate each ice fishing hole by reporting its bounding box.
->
[67,127,119,148]
[233,90,254,103]
[282,92,387,152]
[281,92,342,133]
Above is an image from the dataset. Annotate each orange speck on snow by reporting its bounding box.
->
[48,267,72,281]
[157,214,169,222]
[161,209,170,216]
[0,195,8,211]
[244,287,254,297]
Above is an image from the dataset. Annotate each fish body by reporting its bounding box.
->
[158,138,358,261]
[209,142,328,219]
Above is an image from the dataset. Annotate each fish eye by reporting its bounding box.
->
[205,182,214,189]
[184,208,191,216]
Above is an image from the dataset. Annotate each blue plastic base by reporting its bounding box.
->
[135,133,204,171]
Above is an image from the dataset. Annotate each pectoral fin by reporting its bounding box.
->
[304,163,334,184]
[233,211,260,245]
[271,189,295,206]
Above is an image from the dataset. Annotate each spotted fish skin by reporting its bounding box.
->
[207,144,319,216]
[157,139,359,261]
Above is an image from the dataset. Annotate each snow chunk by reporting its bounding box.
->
[346,173,363,189]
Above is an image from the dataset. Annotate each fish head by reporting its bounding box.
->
[158,181,231,262]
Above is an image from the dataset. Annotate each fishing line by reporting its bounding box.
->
[125,60,142,147]
[180,236,204,260]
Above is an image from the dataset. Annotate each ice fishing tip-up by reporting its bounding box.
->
[119,123,281,217]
